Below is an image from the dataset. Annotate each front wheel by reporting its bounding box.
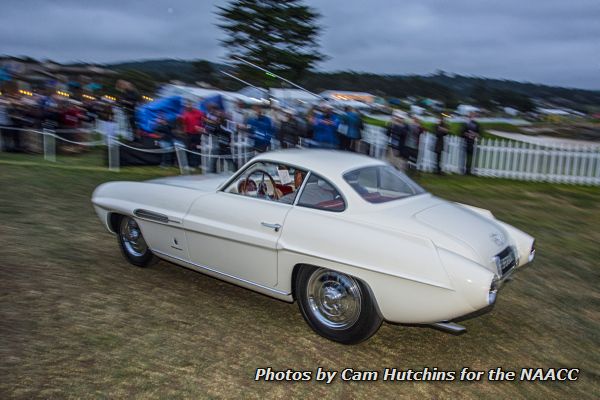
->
[296,267,383,344]
[117,216,156,267]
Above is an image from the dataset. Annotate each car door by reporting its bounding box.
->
[183,190,291,288]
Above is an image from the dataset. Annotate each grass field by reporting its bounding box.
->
[1,154,599,399]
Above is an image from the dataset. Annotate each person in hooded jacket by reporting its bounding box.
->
[247,105,273,152]
[339,106,363,152]
[312,105,340,149]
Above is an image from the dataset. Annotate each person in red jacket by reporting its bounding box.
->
[180,101,205,167]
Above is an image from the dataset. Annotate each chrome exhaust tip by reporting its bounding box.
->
[430,321,466,334]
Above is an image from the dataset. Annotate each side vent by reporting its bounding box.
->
[134,209,170,224]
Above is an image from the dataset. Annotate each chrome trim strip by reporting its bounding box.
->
[134,209,170,224]
[152,249,291,296]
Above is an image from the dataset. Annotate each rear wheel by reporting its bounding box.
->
[117,216,156,267]
[296,267,383,344]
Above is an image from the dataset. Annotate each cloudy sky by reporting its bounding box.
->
[2,0,599,89]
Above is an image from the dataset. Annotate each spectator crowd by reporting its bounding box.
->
[0,87,480,174]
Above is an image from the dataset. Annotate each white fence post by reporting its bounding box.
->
[107,136,120,172]
[415,133,465,174]
[200,134,213,174]
[232,132,252,170]
[43,128,56,162]
[175,142,189,175]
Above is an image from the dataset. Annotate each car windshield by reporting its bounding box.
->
[343,165,425,203]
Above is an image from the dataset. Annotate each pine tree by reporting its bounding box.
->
[216,0,325,85]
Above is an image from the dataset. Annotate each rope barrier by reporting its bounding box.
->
[0,126,105,146]
[0,126,94,134]
[46,132,106,147]
[180,146,256,159]
[116,141,175,154]
[0,126,257,157]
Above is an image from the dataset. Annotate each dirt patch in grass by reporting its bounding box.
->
[1,162,599,399]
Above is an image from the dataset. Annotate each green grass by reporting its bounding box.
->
[1,156,599,399]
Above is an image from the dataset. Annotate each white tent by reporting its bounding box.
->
[157,84,265,105]
[456,104,481,116]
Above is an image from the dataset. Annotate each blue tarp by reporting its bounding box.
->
[0,68,11,82]
[136,96,183,133]
[136,94,225,133]
[198,94,224,113]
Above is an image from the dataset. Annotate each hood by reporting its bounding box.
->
[147,173,232,192]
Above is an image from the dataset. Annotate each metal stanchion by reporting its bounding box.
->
[108,136,120,172]
[43,128,56,162]
[175,143,189,175]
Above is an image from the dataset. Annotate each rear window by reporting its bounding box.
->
[343,165,425,203]
[297,174,345,212]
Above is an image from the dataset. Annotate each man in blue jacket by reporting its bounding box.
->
[339,106,363,152]
[312,105,340,149]
[247,105,273,152]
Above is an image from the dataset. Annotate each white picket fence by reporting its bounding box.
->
[416,132,465,174]
[2,123,599,185]
[363,126,600,185]
[362,125,389,159]
[473,138,600,185]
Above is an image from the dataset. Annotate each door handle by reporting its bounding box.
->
[261,222,282,232]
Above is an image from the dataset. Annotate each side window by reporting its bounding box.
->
[224,161,307,203]
[297,174,345,212]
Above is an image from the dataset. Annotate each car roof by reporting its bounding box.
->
[252,149,385,180]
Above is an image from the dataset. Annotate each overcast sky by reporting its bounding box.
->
[2,0,599,89]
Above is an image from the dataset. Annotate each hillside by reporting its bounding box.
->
[103,59,600,112]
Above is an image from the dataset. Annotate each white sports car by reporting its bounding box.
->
[92,149,535,344]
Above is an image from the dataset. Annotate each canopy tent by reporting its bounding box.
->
[157,84,264,106]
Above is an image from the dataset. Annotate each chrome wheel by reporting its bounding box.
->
[306,269,362,330]
[120,217,147,257]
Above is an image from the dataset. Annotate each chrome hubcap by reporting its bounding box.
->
[120,217,147,257]
[307,269,362,330]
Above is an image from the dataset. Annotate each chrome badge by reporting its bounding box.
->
[490,232,505,246]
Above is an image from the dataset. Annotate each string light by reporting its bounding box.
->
[82,94,95,100]
[142,95,154,102]
[102,95,117,102]
[56,90,70,97]
[19,89,34,96]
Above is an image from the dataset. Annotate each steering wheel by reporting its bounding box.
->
[237,179,257,194]
[242,169,280,200]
